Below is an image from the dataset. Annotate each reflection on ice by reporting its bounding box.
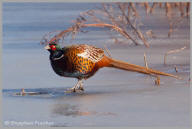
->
[52,103,117,117]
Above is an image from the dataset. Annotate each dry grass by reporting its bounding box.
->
[142,2,190,37]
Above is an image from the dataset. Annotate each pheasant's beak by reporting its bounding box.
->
[44,45,50,50]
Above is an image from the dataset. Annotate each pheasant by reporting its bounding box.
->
[45,43,179,92]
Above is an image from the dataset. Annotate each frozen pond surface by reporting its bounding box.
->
[2,3,190,127]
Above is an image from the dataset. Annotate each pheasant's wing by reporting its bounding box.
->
[76,44,104,63]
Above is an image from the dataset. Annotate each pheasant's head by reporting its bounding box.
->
[44,43,61,52]
[45,43,64,61]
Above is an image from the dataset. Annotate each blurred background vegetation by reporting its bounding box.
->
[41,2,190,48]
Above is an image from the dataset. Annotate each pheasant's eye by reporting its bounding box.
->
[50,45,56,51]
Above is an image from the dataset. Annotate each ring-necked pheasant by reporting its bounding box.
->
[45,43,179,92]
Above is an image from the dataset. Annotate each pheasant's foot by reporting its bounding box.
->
[65,88,76,93]
[78,84,84,91]
[65,87,84,93]
[74,89,84,93]
[78,86,84,91]
[64,79,84,93]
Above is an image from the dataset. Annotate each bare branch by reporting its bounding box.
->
[164,46,186,65]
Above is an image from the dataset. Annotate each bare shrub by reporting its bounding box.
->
[41,2,190,46]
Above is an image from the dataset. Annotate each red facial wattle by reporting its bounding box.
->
[50,45,56,51]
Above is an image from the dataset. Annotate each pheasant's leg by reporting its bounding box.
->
[78,79,84,91]
[69,80,81,92]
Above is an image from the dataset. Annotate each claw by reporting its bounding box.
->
[71,88,76,92]
[78,86,84,91]
[64,88,76,93]
[64,88,84,93]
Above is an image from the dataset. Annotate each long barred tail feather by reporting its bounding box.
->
[107,58,181,79]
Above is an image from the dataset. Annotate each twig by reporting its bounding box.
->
[166,3,172,18]
[129,3,139,18]
[21,88,26,96]
[104,44,112,58]
[144,53,148,69]
[146,30,156,39]
[186,2,190,17]
[174,65,178,72]
[168,13,188,37]
[179,2,185,17]
[143,53,160,85]
[164,46,186,65]
[40,30,62,45]
[155,75,160,85]
[143,52,161,85]
[144,2,151,15]
[168,22,173,38]
[150,3,157,14]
